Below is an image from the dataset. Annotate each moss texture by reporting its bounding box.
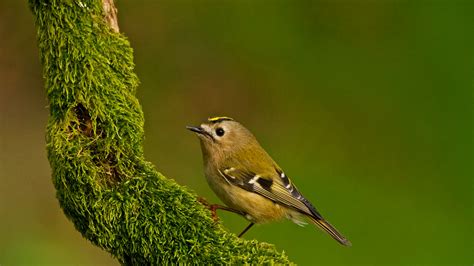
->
[29,0,292,264]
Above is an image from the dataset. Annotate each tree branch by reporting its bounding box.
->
[28,0,292,264]
[102,0,119,33]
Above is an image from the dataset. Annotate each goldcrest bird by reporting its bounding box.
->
[187,116,351,246]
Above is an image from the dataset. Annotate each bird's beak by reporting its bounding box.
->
[186,125,205,134]
[187,125,215,141]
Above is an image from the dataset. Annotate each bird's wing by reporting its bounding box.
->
[218,166,323,220]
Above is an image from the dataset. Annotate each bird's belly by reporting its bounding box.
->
[205,173,286,223]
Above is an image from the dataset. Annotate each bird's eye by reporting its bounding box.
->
[215,127,225,137]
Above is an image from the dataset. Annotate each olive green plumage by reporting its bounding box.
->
[188,117,351,246]
[29,0,292,264]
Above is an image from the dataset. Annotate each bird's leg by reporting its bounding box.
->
[197,197,255,237]
[238,222,255,237]
[209,204,246,220]
[197,197,245,221]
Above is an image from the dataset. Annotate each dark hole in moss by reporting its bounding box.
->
[103,153,122,185]
[74,103,93,137]
[74,103,122,185]
[88,147,123,186]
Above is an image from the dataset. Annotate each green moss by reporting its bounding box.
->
[29,0,292,264]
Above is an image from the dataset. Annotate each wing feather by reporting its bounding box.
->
[219,166,322,219]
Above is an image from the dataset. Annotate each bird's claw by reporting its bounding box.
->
[197,197,220,222]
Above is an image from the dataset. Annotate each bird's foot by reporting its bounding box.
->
[197,196,210,207]
[197,197,220,221]
[197,196,245,222]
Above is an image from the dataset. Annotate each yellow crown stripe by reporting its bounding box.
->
[208,116,234,123]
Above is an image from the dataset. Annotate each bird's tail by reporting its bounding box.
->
[309,217,352,246]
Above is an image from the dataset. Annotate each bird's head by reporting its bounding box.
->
[187,116,256,159]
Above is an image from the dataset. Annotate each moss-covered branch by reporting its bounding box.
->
[29,0,292,264]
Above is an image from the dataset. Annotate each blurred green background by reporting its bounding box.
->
[1,0,472,265]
